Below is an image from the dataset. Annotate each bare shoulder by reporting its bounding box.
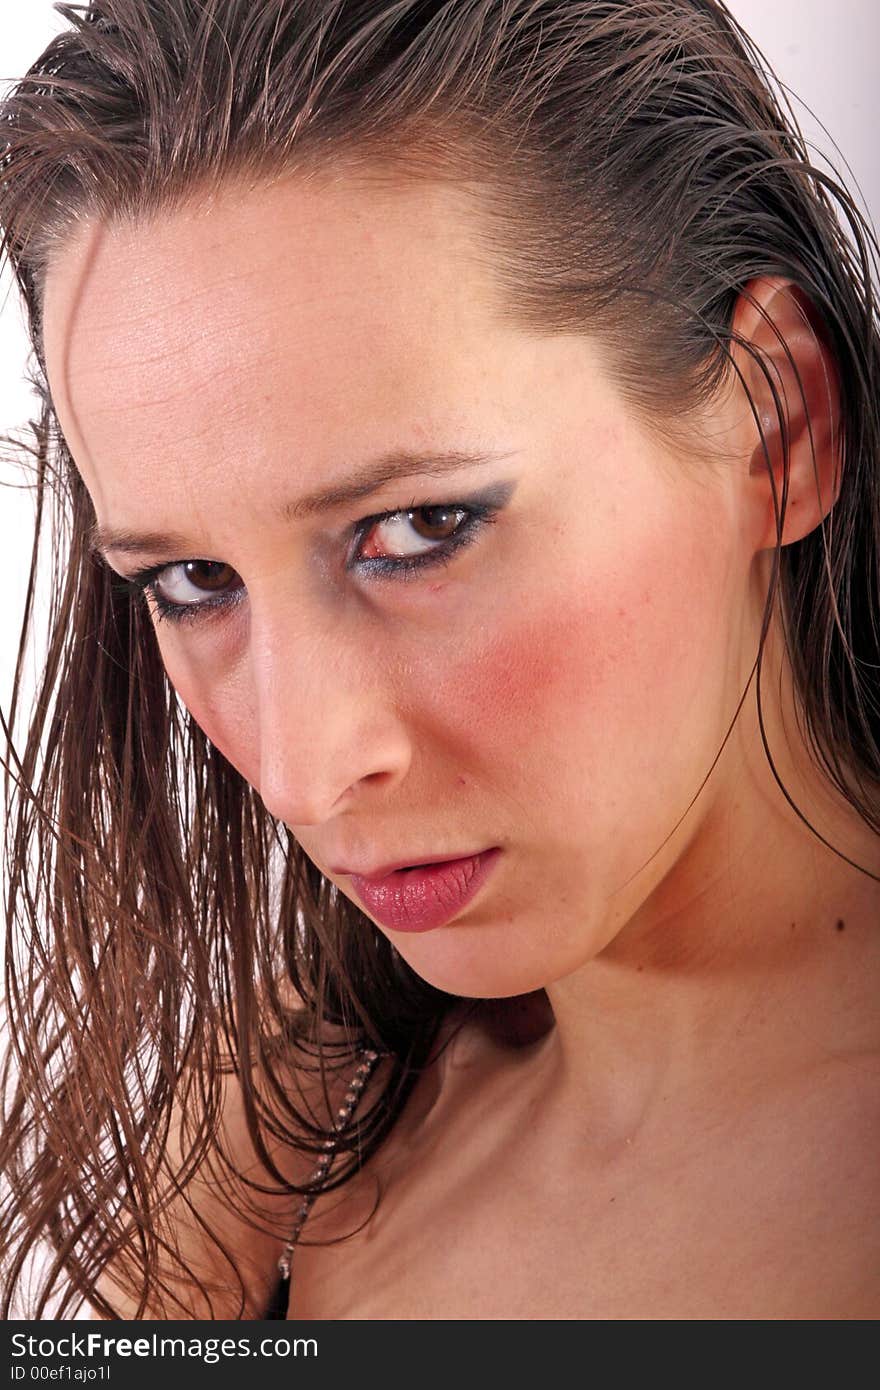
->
[90,1026,384,1320]
[89,997,551,1318]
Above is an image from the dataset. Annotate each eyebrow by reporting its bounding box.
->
[88,446,519,558]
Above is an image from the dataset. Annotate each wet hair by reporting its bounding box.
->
[1,0,878,1318]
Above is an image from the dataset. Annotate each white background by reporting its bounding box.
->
[1,0,879,738]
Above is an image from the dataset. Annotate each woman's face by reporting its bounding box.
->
[42,171,758,996]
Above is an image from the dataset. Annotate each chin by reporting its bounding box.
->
[388,923,569,1001]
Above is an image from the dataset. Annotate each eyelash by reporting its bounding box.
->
[112,499,500,626]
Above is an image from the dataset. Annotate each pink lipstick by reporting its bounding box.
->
[349,848,501,933]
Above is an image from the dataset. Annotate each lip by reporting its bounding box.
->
[346,848,502,933]
[330,850,489,880]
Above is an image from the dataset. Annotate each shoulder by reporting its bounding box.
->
[91,1030,382,1320]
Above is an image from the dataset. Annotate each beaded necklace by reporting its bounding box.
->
[268,1044,386,1317]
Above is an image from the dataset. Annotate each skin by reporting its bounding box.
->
[41,170,880,1317]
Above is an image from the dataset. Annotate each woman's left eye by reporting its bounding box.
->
[114,500,500,625]
[351,501,497,578]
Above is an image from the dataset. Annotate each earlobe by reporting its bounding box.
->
[731,275,842,553]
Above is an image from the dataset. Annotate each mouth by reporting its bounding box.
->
[347,848,502,934]
[329,849,491,880]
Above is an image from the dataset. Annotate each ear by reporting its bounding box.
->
[729,275,842,552]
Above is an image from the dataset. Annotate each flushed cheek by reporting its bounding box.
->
[421,544,728,837]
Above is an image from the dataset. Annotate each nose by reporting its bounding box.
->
[251,606,413,828]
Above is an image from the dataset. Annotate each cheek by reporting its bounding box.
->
[156,635,262,784]
[433,600,611,738]
[422,529,730,822]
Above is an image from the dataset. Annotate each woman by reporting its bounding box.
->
[1,0,878,1320]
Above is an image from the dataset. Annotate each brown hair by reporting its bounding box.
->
[2,0,878,1318]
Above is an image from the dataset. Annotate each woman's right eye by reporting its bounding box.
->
[117,559,244,625]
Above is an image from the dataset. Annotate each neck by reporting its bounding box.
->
[535,627,880,1150]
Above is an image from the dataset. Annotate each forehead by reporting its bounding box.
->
[39,171,517,510]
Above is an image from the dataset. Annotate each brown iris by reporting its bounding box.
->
[407,506,462,540]
[180,560,237,591]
